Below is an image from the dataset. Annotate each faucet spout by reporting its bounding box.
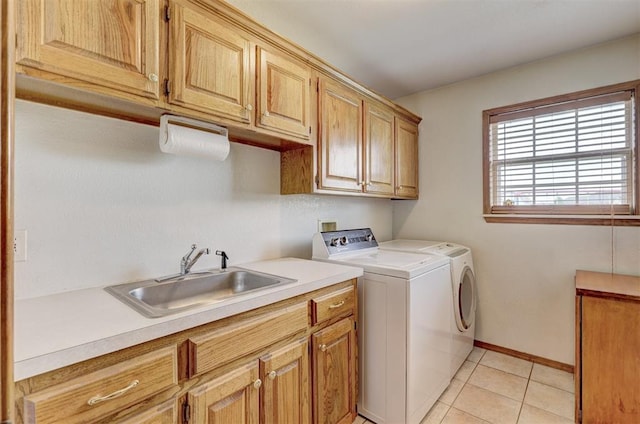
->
[184,247,211,274]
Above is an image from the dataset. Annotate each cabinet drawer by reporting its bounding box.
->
[187,302,308,376]
[311,286,355,325]
[23,346,178,424]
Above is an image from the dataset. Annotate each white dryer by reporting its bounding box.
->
[379,240,477,377]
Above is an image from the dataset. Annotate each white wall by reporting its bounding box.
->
[14,100,392,299]
[393,35,640,365]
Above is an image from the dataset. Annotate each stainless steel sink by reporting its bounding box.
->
[105,268,297,318]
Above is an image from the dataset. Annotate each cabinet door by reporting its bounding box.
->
[257,47,311,140]
[311,317,356,424]
[582,296,640,424]
[260,338,310,424]
[168,2,252,124]
[318,78,363,193]
[188,362,260,424]
[16,0,161,101]
[395,117,419,199]
[364,101,395,196]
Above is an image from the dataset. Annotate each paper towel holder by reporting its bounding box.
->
[160,114,228,140]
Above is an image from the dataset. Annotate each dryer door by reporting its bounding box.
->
[456,266,476,331]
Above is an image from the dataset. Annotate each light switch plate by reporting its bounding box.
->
[14,229,27,262]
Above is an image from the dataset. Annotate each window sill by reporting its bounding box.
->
[483,214,640,226]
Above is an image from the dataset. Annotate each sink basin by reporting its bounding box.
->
[105,268,297,318]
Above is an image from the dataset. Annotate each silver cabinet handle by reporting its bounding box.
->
[253,379,262,389]
[87,380,139,406]
[328,300,345,309]
[148,73,159,82]
[319,344,327,352]
[268,371,277,380]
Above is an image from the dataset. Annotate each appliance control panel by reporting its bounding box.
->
[314,228,378,256]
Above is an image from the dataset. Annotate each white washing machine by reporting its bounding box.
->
[379,239,477,377]
[313,229,452,424]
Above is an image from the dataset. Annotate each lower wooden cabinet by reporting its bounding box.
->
[187,362,260,424]
[260,338,310,424]
[312,317,357,424]
[15,280,356,424]
[575,270,640,424]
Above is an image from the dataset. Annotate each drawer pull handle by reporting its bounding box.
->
[254,379,262,389]
[329,300,345,309]
[268,371,277,380]
[319,344,327,352]
[87,380,139,406]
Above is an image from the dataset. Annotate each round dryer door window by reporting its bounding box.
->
[457,266,476,330]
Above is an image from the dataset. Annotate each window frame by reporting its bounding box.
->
[482,80,640,226]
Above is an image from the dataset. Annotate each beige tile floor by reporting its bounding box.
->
[353,347,575,424]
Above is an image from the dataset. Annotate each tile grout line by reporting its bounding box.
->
[514,362,535,424]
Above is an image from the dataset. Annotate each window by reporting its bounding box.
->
[483,80,640,225]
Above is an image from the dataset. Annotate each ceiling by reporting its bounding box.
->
[226,0,640,99]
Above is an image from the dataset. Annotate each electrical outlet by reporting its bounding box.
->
[318,219,337,232]
[14,229,27,262]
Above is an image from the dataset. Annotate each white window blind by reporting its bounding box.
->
[488,91,635,215]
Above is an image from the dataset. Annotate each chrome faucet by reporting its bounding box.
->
[181,244,211,274]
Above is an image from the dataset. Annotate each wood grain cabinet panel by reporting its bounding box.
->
[22,346,178,424]
[187,362,260,424]
[575,270,640,424]
[318,78,364,193]
[260,338,310,424]
[257,47,311,140]
[16,0,161,101]
[364,101,395,196]
[187,302,308,377]
[168,1,253,124]
[116,399,177,424]
[310,286,355,326]
[395,116,419,199]
[311,317,356,424]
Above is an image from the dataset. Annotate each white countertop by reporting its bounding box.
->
[15,258,363,381]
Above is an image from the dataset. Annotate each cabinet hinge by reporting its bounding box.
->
[316,81,319,93]
[354,321,357,331]
[182,402,191,423]
[309,126,312,135]
[315,175,319,187]
[164,5,171,22]
[164,79,171,96]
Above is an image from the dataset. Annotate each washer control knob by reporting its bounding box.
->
[340,236,349,245]
[366,234,374,242]
[330,238,340,247]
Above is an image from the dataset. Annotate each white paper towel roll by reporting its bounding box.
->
[159,117,230,161]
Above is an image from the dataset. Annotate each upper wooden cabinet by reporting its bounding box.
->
[395,116,419,199]
[317,78,364,193]
[16,0,162,103]
[168,1,253,125]
[15,0,421,188]
[282,76,418,199]
[364,101,395,196]
[256,47,311,140]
